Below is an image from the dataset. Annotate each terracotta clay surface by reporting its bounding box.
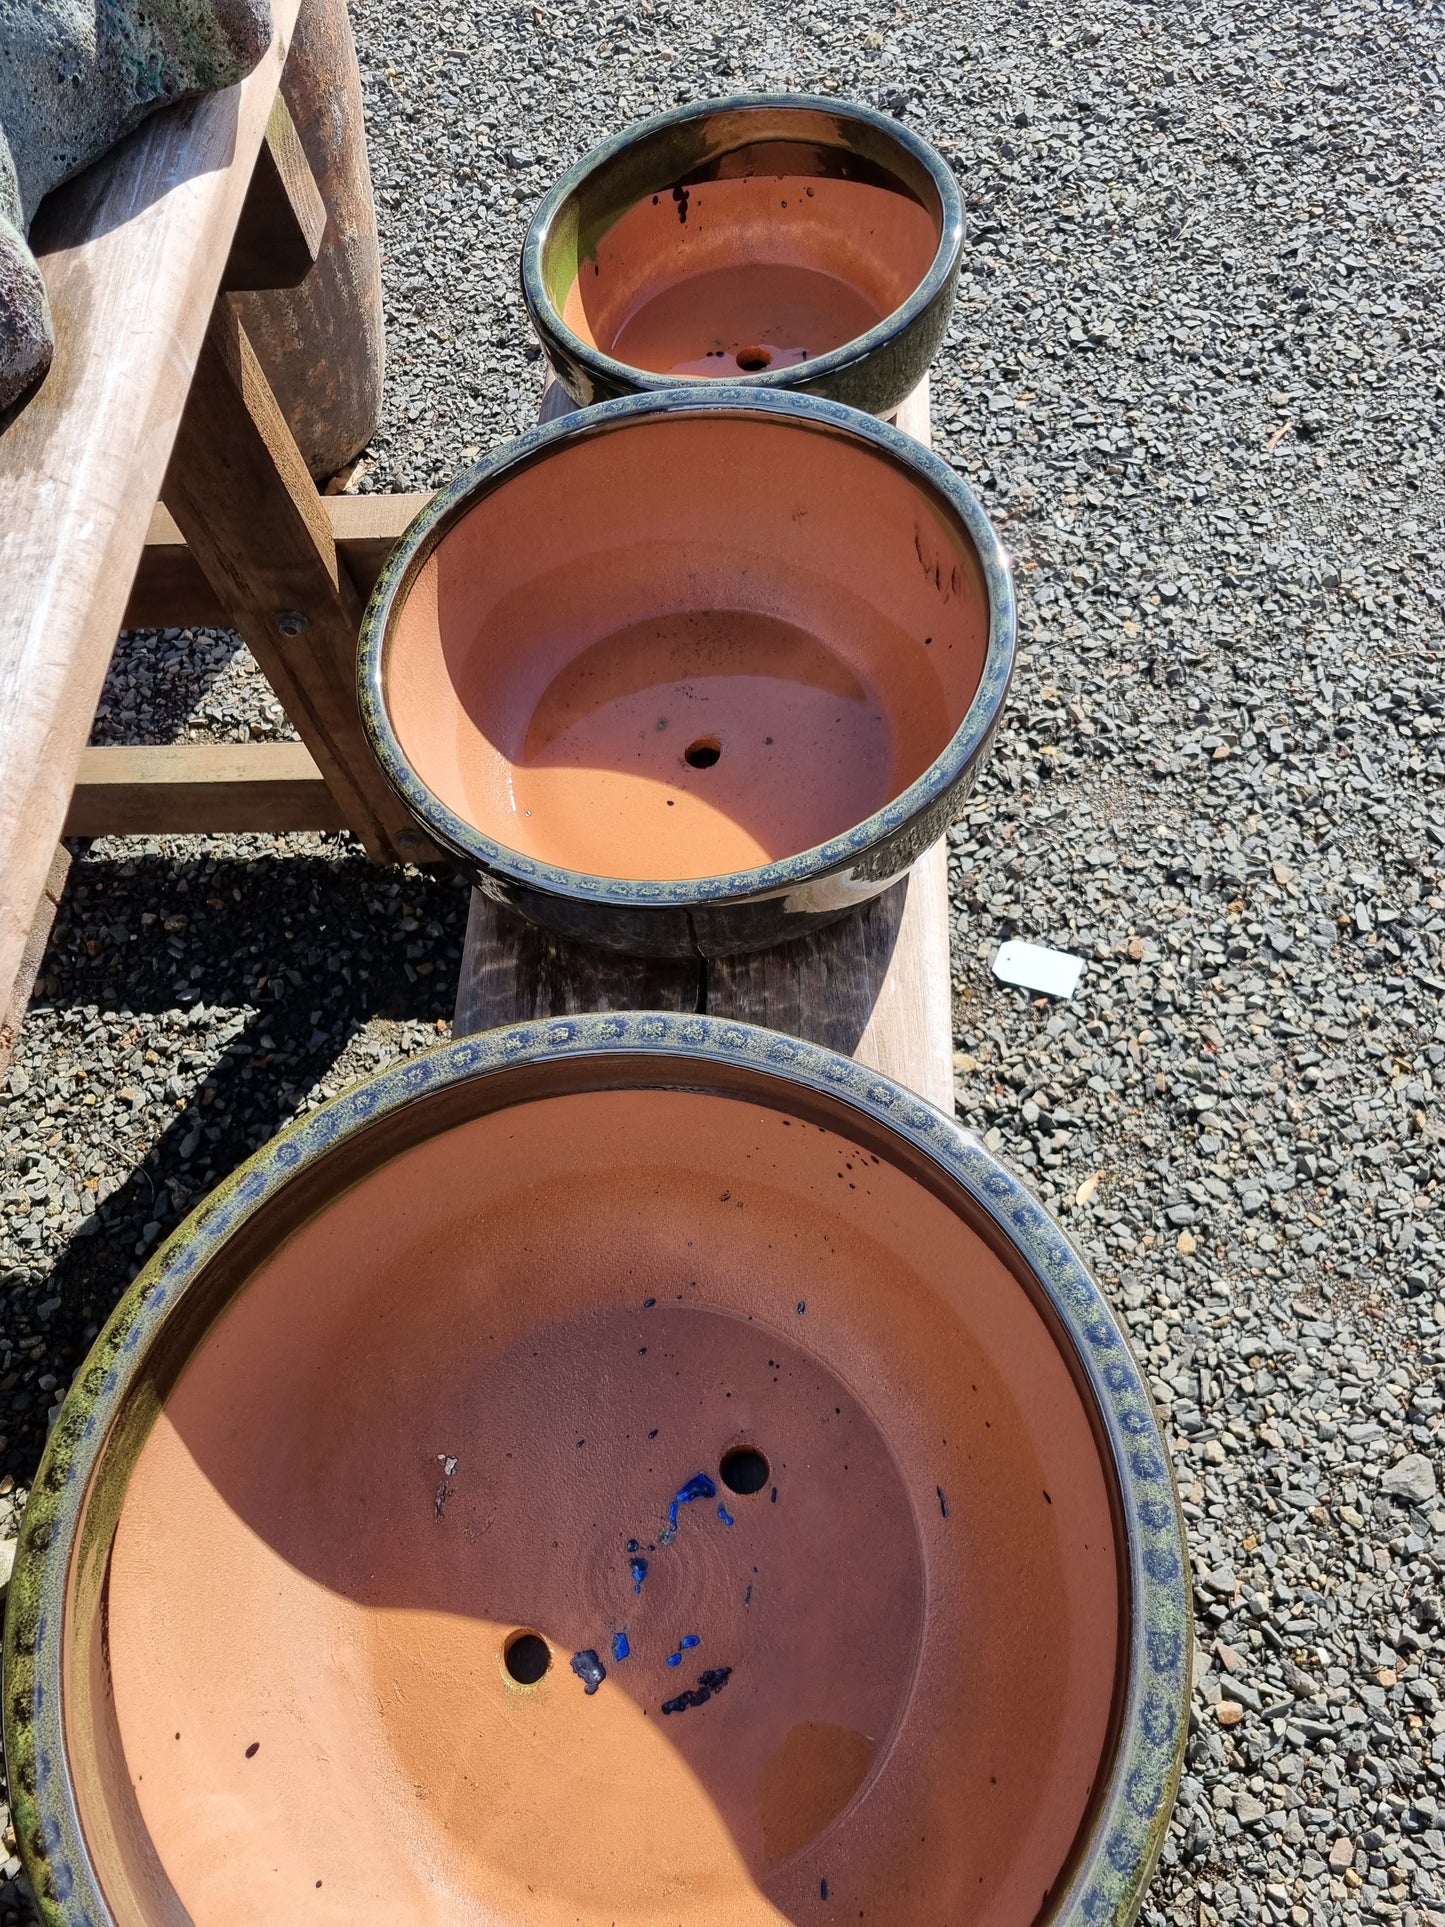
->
[383,410,990,882]
[93,1086,1121,1924]
[563,159,938,381]
[522,99,965,417]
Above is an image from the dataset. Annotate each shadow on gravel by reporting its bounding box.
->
[3,844,472,1490]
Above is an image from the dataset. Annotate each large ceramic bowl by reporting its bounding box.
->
[5,1016,1188,1927]
[522,95,964,417]
[360,387,1014,957]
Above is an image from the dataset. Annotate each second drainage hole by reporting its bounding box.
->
[685,737,721,770]
[720,1445,771,1495]
[504,1630,551,1685]
[736,345,773,371]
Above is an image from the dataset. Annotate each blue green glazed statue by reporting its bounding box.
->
[0,0,271,410]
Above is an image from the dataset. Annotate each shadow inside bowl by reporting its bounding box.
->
[72,1079,1129,1926]
[560,141,940,381]
[385,409,992,884]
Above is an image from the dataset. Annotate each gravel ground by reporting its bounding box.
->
[3,0,1445,1919]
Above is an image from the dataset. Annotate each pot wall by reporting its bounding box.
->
[5,1017,1189,1927]
[360,389,1016,958]
[523,96,964,419]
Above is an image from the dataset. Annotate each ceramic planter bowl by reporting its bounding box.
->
[360,388,1014,957]
[522,94,964,418]
[5,1016,1188,1927]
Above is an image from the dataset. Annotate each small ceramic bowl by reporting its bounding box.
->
[359,387,1014,957]
[4,1016,1188,1926]
[522,94,964,416]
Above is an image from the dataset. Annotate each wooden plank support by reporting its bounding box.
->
[0,845,71,1073]
[64,743,344,837]
[704,842,952,1111]
[221,92,328,293]
[0,0,301,1041]
[454,377,955,1112]
[123,493,431,631]
[453,894,700,1030]
[161,301,429,864]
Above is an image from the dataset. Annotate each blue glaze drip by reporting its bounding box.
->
[661,1666,733,1715]
[796,1300,806,1314]
[667,1472,716,1531]
[681,1633,701,1649]
[570,1649,606,1694]
[667,1651,682,1667]
[821,1878,829,1900]
[937,1484,950,1519]
[612,1631,630,1662]
[717,1503,735,1527]
[744,1583,753,1608]
[629,1554,649,1594]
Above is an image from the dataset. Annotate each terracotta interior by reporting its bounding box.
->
[384,412,991,880]
[74,1083,1124,1924]
[553,137,941,379]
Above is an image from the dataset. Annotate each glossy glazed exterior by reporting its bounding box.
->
[522,96,965,419]
[359,389,1015,957]
[4,1016,1189,1927]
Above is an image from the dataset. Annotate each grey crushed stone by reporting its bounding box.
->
[4,0,1445,1922]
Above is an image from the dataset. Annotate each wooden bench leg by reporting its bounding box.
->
[234,0,386,481]
[161,301,427,864]
[0,844,70,1073]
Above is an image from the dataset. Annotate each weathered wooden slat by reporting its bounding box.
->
[0,845,71,1073]
[453,376,956,1112]
[232,0,388,481]
[453,894,700,1031]
[221,91,328,293]
[64,743,345,837]
[160,303,429,863]
[123,493,431,630]
[0,0,302,1048]
[706,841,953,1111]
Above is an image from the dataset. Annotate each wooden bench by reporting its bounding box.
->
[453,379,955,1111]
[0,0,420,1062]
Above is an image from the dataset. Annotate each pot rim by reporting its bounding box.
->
[4,1014,1187,1927]
[519,91,966,404]
[357,385,1017,906]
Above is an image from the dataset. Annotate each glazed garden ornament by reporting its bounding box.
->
[4,1015,1188,1924]
[360,386,1015,957]
[523,94,965,418]
[0,0,270,409]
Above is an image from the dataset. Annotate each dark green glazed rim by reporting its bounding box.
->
[520,92,965,407]
[3,1015,1187,1926]
[357,385,1016,914]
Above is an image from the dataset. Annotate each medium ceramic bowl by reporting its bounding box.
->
[5,1016,1189,1927]
[522,94,965,417]
[359,387,1014,957]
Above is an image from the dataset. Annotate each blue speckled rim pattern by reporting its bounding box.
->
[357,386,1016,910]
[4,1016,1187,1927]
[518,92,965,406]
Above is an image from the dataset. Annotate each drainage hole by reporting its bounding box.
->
[735,345,773,371]
[720,1445,771,1495]
[684,737,722,770]
[504,1630,551,1684]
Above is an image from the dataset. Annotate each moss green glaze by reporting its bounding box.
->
[3,1014,1187,1925]
[521,93,965,418]
[356,385,1016,958]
